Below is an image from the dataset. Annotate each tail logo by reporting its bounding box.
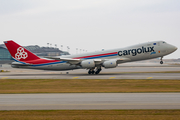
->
[15,47,28,60]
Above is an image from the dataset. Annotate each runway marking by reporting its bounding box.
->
[109,77,115,79]
[73,77,79,79]
[1,77,8,79]
[147,77,153,79]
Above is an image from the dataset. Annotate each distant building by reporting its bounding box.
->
[0,44,70,64]
[0,44,13,61]
[24,45,70,57]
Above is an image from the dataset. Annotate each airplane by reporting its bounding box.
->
[4,40,177,74]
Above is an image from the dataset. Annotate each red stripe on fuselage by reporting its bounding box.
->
[21,52,118,65]
[24,58,59,65]
[73,52,118,59]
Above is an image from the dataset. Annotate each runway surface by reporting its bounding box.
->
[0,93,180,110]
[1,64,180,79]
[1,64,180,110]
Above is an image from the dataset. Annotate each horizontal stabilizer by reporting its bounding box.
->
[11,62,31,66]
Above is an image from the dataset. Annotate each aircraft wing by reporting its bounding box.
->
[103,57,131,64]
[116,57,131,62]
[45,56,102,65]
[45,56,130,65]
[45,57,81,65]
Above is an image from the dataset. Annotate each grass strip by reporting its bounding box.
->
[0,79,180,93]
[101,71,180,74]
[0,110,180,120]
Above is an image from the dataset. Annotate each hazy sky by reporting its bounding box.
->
[0,0,180,58]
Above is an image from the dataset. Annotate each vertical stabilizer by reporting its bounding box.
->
[4,40,40,62]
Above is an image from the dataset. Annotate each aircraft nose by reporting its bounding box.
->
[175,46,178,51]
[169,44,178,52]
[173,45,178,51]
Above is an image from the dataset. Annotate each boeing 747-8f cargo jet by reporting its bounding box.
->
[4,40,177,74]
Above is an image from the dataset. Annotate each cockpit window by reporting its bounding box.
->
[163,42,166,43]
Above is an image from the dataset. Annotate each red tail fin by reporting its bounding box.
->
[4,40,40,62]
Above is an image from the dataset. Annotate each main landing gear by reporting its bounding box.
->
[95,67,102,74]
[88,69,95,74]
[160,57,163,64]
[88,67,102,74]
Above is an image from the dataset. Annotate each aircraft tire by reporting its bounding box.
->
[160,61,163,64]
[95,69,101,74]
[95,71,99,74]
[88,70,92,74]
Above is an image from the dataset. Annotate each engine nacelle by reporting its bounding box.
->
[81,59,95,68]
[103,60,117,68]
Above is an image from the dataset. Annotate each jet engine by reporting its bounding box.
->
[81,59,95,68]
[103,60,117,68]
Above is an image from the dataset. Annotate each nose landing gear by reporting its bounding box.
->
[160,57,163,64]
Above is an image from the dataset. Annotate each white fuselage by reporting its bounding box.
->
[12,41,177,70]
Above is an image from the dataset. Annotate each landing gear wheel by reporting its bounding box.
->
[88,70,92,74]
[95,68,102,74]
[95,71,100,74]
[160,57,163,64]
[88,69,95,74]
